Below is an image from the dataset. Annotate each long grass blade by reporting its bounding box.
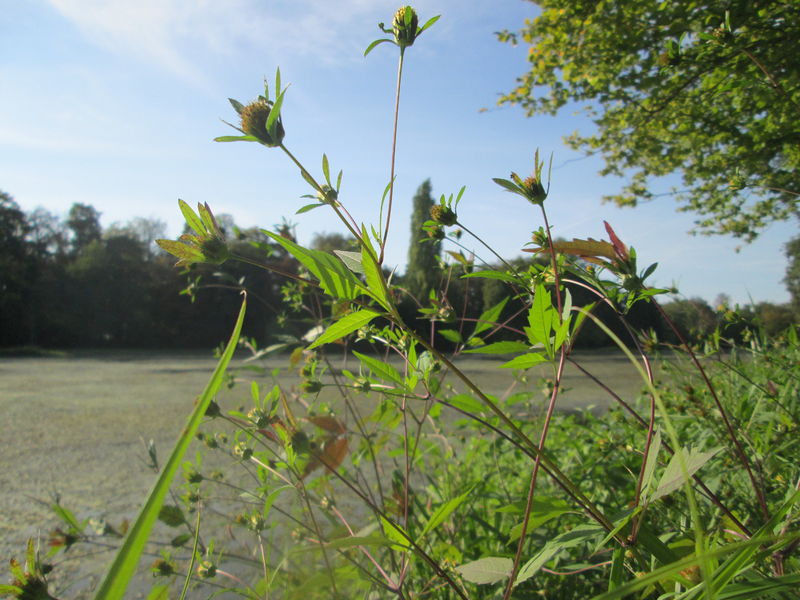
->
[93,297,247,600]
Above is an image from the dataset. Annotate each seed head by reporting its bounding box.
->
[240,99,285,147]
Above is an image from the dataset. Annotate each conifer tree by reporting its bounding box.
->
[405,179,441,300]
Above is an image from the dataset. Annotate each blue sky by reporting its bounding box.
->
[1,0,794,306]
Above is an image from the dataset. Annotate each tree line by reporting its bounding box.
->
[0,185,795,351]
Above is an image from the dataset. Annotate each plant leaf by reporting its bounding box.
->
[455,557,513,584]
[307,309,381,349]
[650,446,720,502]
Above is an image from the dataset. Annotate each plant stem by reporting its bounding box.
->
[379,49,405,265]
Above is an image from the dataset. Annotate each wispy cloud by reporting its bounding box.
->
[44,0,426,86]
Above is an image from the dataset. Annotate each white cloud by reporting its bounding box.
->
[44,0,426,85]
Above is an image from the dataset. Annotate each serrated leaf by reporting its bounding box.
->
[334,250,365,274]
[455,557,513,584]
[353,351,404,386]
[438,329,462,343]
[264,230,362,300]
[307,309,381,349]
[380,516,410,550]
[500,353,547,369]
[464,341,529,355]
[473,297,508,337]
[529,238,618,263]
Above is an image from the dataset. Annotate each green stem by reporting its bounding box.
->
[379,48,405,265]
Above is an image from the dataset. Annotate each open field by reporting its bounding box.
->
[0,349,651,597]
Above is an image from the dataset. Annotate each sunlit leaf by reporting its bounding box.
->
[455,557,513,584]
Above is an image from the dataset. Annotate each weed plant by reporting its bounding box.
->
[4,6,799,600]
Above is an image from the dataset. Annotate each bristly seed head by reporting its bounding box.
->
[240,99,285,147]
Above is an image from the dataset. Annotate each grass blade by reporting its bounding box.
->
[93,297,247,600]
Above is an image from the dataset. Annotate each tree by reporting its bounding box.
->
[784,236,800,313]
[0,190,36,345]
[405,179,441,299]
[499,0,800,241]
[66,203,102,254]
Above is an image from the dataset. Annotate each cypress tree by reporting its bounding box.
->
[405,179,441,300]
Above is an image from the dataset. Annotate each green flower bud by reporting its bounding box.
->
[522,175,547,205]
[240,99,285,147]
[430,204,457,226]
[393,6,419,48]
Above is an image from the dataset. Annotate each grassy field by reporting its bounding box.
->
[0,349,650,597]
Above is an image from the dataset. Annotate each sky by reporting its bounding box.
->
[1,0,795,306]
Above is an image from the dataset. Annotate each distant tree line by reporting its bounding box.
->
[0,186,795,350]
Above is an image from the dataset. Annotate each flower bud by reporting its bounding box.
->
[393,6,419,48]
[240,99,285,147]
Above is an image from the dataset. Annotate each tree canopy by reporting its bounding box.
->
[499,0,800,241]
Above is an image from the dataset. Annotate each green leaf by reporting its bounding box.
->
[455,557,513,585]
[447,393,485,414]
[333,250,365,274]
[169,534,191,547]
[492,177,523,194]
[360,226,391,309]
[178,199,205,236]
[262,485,294,518]
[650,446,720,502]
[380,516,411,550]
[321,154,330,185]
[264,230,362,300]
[294,535,405,553]
[157,505,185,527]
[92,297,246,600]
[307,309,381,349]
[418,15,441,35]
[228,98,245,115]
[418,489,471,541]
[473,297,508,337]
[527,283,552,351]
[462,270,519,283]
[438,329,462,343]
[500,353,547,369]
[515,524,605,586]
[464,340,529,355]
[296,203,325,214]
[213,135,258,142]
[353,351,404,387]
[266,88,285,137]
[146,585,171,600]
[364,38,393,56]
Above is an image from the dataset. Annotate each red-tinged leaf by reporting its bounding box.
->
[603,221,629,260]
[529,238,618,263]
[307,416,346,435]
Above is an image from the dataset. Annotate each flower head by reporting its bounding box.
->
[240,99,285,147]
